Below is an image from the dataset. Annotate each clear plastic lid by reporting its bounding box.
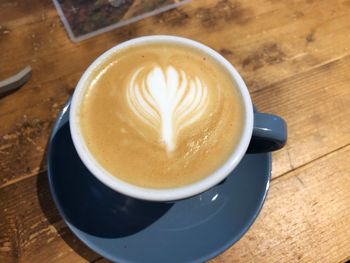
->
[53,0,191,42]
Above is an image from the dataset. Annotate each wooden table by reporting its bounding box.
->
[1,0,350,262]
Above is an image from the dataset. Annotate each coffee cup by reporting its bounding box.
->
[70,35,287,201]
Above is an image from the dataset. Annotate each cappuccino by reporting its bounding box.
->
[78,42,244,188]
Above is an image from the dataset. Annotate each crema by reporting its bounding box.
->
[79,42,244,188]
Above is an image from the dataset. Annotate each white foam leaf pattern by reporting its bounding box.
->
[126,65,208,152]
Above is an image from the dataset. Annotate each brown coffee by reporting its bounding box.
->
[78,42,244,189]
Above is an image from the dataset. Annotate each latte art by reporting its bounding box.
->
[79,42,244,188]
[126,65,209,152]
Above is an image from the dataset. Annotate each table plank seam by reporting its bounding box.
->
[0,168,46,190]
[250,53,350,96]
[272,142,350,182]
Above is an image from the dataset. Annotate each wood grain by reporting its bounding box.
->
[0,171,101,263]
[2,0,350,87]
[1,0,350,262]
[1,136,349,262]
[212,145,350,263]
[259,54,350,177]
[2,0,350,82]
[1,0,350,185]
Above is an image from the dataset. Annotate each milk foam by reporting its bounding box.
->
[80,43,243,189]
[126,65,209,152]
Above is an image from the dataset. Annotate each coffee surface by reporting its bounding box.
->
[79,42,244,188]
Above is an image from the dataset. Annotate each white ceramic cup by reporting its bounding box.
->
[70,35,254,202]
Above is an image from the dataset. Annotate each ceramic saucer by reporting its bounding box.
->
[47,100,271,263]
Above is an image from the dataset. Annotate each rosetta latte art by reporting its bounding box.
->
[80,43,243,188]
[126,65,209,152]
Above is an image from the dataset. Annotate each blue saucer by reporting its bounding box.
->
[47,100,271,263]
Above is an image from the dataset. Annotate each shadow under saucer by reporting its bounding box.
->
[49,121,173,238]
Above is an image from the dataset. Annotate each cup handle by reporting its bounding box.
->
[247,112,287,153]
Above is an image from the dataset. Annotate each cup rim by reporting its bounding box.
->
[70,35,254,201]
